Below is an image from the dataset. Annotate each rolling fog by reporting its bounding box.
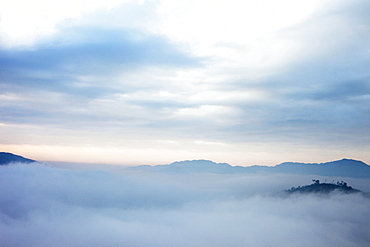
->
[1,163,369,247]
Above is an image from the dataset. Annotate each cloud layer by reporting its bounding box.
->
[1,164,370,246]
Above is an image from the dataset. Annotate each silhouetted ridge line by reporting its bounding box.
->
[283,179,366,196]
[0,152,35,165]
[273,158,370,178]
[127,158,370,178]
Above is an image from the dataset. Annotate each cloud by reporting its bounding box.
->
[0,0,369,165]
[223,0,370,144]
[0,24,201,128]
[0,26,199,89]
[0,0,135,47]
[1,164,370,246]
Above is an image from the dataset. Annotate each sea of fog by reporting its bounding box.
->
[1,163,370,247]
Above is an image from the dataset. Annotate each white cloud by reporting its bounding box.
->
[0,164,369,246]
[188,90,268,104]
[152,0,331,76]
[174,104,237,118]
[155,0,324,49]
[0,0,131,47]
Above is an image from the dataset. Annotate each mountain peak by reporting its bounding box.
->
[126,159,233,174]
[283,179,365,196]
[273,159,370,178]
[170,159,230,166]
[0,152,35,165]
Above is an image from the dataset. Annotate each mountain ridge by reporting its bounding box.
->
[1,152,369,178]
[0,152,35,165]
[127,158,370,178]
[271,158,370,178]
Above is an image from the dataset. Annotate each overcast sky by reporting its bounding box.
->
[0,0,369,166]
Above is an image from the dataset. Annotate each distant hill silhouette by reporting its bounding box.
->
[0,152,35,165]
[2,152,370,178]
[270,159,370,178]
[283,179,367,196]
[126,160,235,174]
[127,158,370,178]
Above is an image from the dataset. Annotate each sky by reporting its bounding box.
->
[0,0,369,166]
[1,163,370,246]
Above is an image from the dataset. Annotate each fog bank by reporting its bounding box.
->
[1,164,369,246]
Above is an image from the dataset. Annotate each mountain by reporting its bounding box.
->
[271,159,370,178]
[2,152,369,178]
[126,160,236,174]
[282,179,366,196]
[0,152,35,165]
[127,158,370,178]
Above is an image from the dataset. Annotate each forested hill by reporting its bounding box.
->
[284,179,365,195]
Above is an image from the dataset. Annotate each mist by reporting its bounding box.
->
[1,163,369,247]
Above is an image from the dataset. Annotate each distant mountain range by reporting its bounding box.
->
[0,152,35,165]
[127,158,370,178]
[1,152,370,178]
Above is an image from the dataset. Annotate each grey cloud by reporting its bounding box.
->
[0,26,201,96]
[223,0,370,143]
[278,1,369,91]
[0,25,202,127]
[1,0,369,155]
[2,27,199,71]
[1,164,369,246]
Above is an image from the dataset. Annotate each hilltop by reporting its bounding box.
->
[284,179,366,196]
[0,152,35,165]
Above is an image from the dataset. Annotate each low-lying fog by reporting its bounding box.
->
[1,163,369,247]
